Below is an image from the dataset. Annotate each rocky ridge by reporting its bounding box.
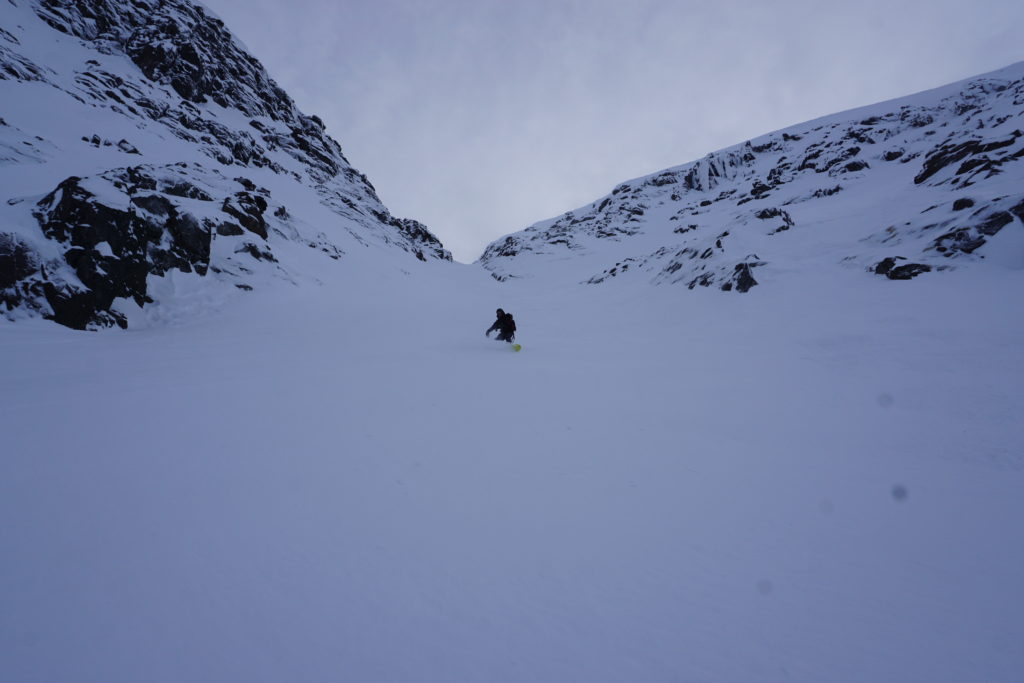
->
[479,63,1024,291]
[0,0,449,329]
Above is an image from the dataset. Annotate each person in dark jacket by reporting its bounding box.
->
[485,308,516,343]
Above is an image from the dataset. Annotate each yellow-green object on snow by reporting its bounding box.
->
[512,343,522,352]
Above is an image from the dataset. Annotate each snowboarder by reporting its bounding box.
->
[485,308,516,343]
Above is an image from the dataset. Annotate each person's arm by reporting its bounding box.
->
[486,319,499,335]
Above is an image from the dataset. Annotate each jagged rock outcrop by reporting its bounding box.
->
[3,164,302,328]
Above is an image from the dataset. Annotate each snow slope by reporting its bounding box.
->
[2,2,1023,680]
[2,254,1022,682]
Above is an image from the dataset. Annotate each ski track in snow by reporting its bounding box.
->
[2,262,1023,683]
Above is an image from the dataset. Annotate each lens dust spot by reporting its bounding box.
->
[877,392,895,408]
[891,484,909,502]
[756,579,774,596]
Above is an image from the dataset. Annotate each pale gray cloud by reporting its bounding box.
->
[202,0,1024,261]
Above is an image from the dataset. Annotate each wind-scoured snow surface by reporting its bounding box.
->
[3,256,1023,682]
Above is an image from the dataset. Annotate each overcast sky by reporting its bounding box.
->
[201,0,1023,262]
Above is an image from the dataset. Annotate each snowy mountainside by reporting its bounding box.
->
[0,0,449,329]
[479,62,1024,291]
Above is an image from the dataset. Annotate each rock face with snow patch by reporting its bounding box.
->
[479,63,1024,291]
[0,0,449,329]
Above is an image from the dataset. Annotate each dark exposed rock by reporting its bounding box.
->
[901,109,934,128]
[952,197,975,211]
[934,228,987,254]
[915,134,1019,184]
[0,233,38,290]
[888,263,932,280]
[798,148,823,171]
[216,221,245,236]
[931,208,1017,256]
[873,257,899,276]
[385,216,452,261]
[650,172,678,187]
[977,210,1014,236]
[234,176,257,192]
[1011,198,1024,222]
[811,185,843,198]
[131,193,175,216]
[235,242,276,262]
[0,41,51,82]
[161,180,213,201]
[221,191,268,239]
[681,258,762,293]
[687,272,715,289]
[733,262,759,292]
[844,127,876,145]
[756,207,796,235]
[873,257,931,279]
[165,212,211,272]
[766,160,791,186]
[482,235,522,260]
[42,280,127,330]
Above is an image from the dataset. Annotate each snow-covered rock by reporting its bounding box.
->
[0,0,449,329]
[479,62,1024,291]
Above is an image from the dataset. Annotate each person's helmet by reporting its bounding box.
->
[496,308,504,316]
